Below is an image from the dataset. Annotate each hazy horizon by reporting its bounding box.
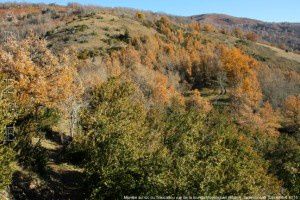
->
[0,0,299,23]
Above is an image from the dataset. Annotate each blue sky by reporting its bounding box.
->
[1,0,299,22]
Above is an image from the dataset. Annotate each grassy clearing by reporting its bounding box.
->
[48,12,157,53]
[32,137,62,151]
[258,43,300,63]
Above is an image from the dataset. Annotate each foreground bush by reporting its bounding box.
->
[78,78,282,199]
[0,74,17,190]
[0,146,15,190]
[269,135,300,195]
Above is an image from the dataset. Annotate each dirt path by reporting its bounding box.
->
[9,132,87,200]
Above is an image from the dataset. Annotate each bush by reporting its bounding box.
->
[268,135,300,195]
[0,146,15,190]
[78,79,282,198]
[78,48,100,60]
[79,78,148,199]
[16,139,48,173]
[0,74,17,190]
[113,29,131,43]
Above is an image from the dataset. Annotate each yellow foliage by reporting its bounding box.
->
[189,22,201,33]
[135,12,145,20]
[283,95,300,127]
[187,90,212,113]
[0,36,82,111]
[203,23,215,32]
[220,46,258,85]
[258,102,281,136]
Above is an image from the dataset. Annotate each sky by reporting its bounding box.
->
[1,0,299,22]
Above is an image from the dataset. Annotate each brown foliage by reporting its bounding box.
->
[135,12,145,20]
[232,27,244,38]
[0,36,81,111]
[282,95,300,130]
[202,23,215,32]
[187,90,212,113]
[245,32,259,42]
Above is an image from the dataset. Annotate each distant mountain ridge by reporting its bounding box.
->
[192,14,300,51]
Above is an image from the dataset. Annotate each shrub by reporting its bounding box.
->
[0,146,15,190]
[16,138,48,173]
[0,74,17,190]
[79,78,148,199]
[268,135,300,195]
[245,32,259,42]
[78,79,282,198]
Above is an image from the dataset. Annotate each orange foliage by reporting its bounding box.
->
[0,36,81,110]
[203,23,215,32]
[152,74,170,104]
[135,12,145,20]
[232,28,244,38]
[258,102,281,136]
[177,29,184,44]
[189,22,201,33]
[245,32,259,42]
[220,46,259,85]
[0,6,40,16]
[234,75,262,107]
[220,46,266,130]
[187,90,212,113]
[282,95,300,128]
[220,28,230,35]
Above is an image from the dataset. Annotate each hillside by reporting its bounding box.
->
[192,14,300,52]
[44,9,300,106]
[0,3,299,199]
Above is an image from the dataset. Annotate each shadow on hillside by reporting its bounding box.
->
[45,129,63,145]
[10,169,88,200]
[10,129,89,200]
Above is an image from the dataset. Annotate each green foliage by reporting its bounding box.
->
[0,74,17,133]
[79,78,148,199]
[16,137,48,173]
[269,135,300,195]
[65,24,89,34]
[14,107,59,173]
[145,108,281,196]
[78,48,101,60]
[112,29,131,43]
[235,39,250,46]
[0,73,17,190]
[0,146,15,190]
[78,79,281,198]
[1,6,298,197]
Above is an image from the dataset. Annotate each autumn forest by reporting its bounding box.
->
[0,3,299,199]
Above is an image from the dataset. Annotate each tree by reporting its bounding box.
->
[0,36,79,112]
[220,46,258,87]
[220,46,262,110]
[258,102,281,136]
[269,135,300,195]
[147,105,282,195]
[0,145,15,190]
[79,78,149,199]
[79,79,282,197]
[135,12,145,20]
[0,74,17,190]
[203,23,215,32]
[189,22,201,33]
[232,28,244,38]
[0,35,82,141]
[186,89,212,113]
[245,32,259,42]
[282,95,300,136]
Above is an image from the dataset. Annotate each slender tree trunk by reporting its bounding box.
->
[70,110,74,138]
